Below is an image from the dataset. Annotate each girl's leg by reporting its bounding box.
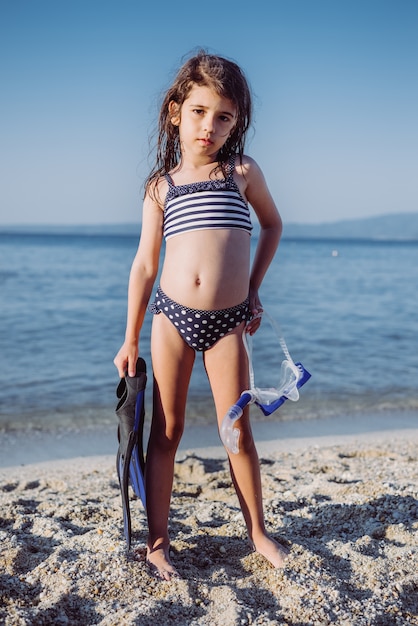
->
[203,324,289,568]
[145,313,195,580]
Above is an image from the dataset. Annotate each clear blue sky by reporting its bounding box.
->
[1,0,417,226]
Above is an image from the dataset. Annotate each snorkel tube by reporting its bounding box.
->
[220,313,311,454]
[219,391,254,455]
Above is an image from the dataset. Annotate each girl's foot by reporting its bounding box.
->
[250,534,290,569]
[146,544,180,581]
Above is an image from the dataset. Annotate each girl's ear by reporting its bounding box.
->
[168,101,180,126]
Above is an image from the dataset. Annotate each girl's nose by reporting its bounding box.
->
[203,115,215,133]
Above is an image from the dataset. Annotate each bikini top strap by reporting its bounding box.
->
[226,154,236,180]
[164,172,175,188]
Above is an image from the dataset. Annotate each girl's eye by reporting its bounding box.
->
[193,108,204,115]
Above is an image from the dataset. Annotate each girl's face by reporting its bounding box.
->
[170,84,237,160]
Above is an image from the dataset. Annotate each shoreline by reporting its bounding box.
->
[0,410,417,470]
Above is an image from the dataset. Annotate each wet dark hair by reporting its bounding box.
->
[145,50,253,195]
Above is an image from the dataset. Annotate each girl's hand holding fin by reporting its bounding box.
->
[114,342,139,378]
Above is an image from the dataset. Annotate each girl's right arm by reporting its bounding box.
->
[113,187,164,378]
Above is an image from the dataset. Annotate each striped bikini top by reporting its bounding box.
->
[163,156,253,240]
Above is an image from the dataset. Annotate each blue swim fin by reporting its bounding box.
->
[116,357,147,549]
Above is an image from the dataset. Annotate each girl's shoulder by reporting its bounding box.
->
[145,175,170,210]
[233,154,264,177]
[234,153,255,168]
[233,154,265,193]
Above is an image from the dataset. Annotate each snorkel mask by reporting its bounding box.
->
[220,312,311,454]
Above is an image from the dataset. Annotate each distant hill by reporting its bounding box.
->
[283,212,418,241]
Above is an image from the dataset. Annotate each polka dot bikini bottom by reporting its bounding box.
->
[149,285,249,351]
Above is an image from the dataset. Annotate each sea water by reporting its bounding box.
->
[1,229,417,432]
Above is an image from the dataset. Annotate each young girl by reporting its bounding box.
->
[114,51,289,580]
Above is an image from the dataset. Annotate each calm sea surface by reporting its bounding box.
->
[1,229,417,432]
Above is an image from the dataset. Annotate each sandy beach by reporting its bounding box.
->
[1,415,417,625]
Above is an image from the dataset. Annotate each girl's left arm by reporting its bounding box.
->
[240,156,283,334]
